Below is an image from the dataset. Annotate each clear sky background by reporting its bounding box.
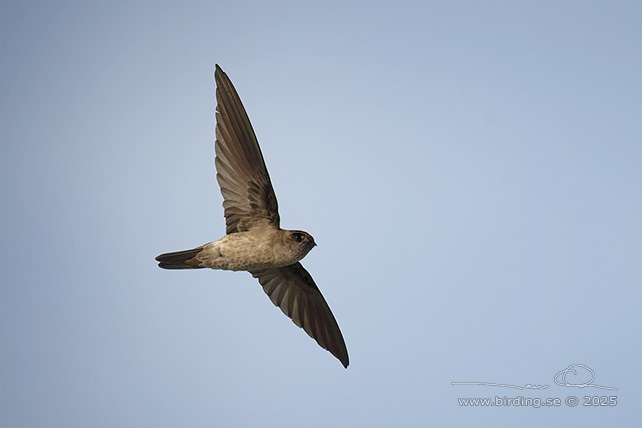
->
[1,1,640,427]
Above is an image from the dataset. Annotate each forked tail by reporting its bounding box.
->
[155,246,205,269]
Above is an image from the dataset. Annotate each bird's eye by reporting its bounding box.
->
[291,233,303,242]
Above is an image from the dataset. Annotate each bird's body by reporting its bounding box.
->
[158,228,315,272]
[156,65,349,368]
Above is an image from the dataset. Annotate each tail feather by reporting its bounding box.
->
[156,246,205,269]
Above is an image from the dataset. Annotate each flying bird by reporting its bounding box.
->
[156,65,349,368]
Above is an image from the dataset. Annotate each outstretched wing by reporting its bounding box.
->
[214,65,280,234]
[251,263,349,368]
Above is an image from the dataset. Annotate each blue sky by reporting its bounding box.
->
[1,1,640,427]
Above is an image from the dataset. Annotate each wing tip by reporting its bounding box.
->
[214,64,227,83]
[333,340,350,369]
[340,355,349,369]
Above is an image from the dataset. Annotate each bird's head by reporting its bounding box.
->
[284,230,316,261]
